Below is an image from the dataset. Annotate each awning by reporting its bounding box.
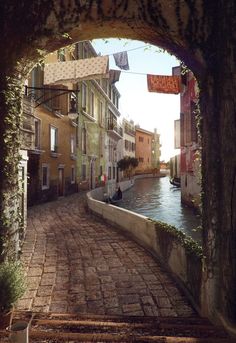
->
[44,55,109,85]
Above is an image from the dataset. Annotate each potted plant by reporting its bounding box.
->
[0,260,26,329]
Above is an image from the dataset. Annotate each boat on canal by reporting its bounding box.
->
[169,176,181,187]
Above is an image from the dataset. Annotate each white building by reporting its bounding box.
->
[122,118,136,158]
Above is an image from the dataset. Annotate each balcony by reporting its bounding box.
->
[106,120,123,140]
[124,126,135,136]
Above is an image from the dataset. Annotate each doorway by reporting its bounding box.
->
[58,168,64,196]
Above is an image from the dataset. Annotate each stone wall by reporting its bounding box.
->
[87,187,202,313]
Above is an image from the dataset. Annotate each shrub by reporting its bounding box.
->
[0,261,26,313]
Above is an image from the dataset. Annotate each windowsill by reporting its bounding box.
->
[42,186,49,190]
[82,110,96,122]
[30,148,45,155]
[70,120,78,127]
[50,151,61,158]
[70,154,77,160]
[54,110,64,118]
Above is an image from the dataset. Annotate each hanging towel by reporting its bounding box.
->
[44,56,109,85]
[147,74,180,94]
[113,51,129,70]
[75,55,109,81]
[109,69,121,84]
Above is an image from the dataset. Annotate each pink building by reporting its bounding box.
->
[179,70,201,211]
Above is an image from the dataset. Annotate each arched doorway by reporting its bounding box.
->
[1,1,236,331]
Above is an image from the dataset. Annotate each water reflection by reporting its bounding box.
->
[119,176,201,241]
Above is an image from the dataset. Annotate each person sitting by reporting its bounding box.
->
[112,187,122,201]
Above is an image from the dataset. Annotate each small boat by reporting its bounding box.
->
[170,177,181,187]
[109,198,123,205]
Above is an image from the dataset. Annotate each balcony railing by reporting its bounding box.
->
[107,120,123,139]
[124,126,135,136]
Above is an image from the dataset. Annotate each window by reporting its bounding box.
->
[108,166,112,180]
[50,126,58,152]
[139,157,144,163]
[82,83,87,109]
[139,136,144,142]
[100,165,103,176]
[113,166,116,179]
[82,128,87,154]
[34,118,41,149]
[102,79,107,93]
[132,142,135,151]
[50,85,61,111]
[125,140,128,150]
[69,92,77,113]
[57,48,65,61]
[71,135,76,155]
[98,100,103,126]
[71,166,75,184]
[42,164,49,189]
[82,44,88,58]
[82,164,86,181]
[99,132,104,157]
[109,84,112,99]
[116,96,119,109]
[73,43,79,60]
[112,90,116,105]
[90,91,95,117]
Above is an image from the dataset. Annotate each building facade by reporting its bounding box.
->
[135,126,161,175]
[26,53,78,205]
[180,70,201,210]
[122,118,136,158]
[74,41,122,196]
[151,128,161,173]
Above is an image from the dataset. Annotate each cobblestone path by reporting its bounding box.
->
[17,193,197,318]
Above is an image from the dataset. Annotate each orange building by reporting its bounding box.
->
[27,52,78,205]
[135,127,153,174]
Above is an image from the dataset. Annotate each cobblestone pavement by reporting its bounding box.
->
[17,193,197,318]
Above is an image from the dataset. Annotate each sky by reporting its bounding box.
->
[92,38,180,162]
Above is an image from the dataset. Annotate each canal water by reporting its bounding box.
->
[119,176,202,241]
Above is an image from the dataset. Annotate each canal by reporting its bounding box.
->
[119,176,202,241]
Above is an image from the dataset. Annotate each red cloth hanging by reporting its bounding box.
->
[147,74,181,94]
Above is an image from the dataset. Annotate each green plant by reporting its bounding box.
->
[117,156,139,177]
[0,261,26,313]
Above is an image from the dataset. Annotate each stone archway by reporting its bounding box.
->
[1,0,236,332]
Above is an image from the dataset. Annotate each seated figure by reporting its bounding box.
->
[112,187,122,201]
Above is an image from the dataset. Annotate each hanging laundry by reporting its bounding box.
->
[147,74,181,94]
[75,55,109,80]
[113,51,129,70]
[44,56,109,85]
[109,69,121,84]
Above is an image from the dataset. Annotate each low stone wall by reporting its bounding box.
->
[87,186,203,313]
[91,179,134,201]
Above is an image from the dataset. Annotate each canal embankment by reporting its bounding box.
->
[86,178,203,315]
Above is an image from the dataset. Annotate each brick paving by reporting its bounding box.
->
[17,193,197,317]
